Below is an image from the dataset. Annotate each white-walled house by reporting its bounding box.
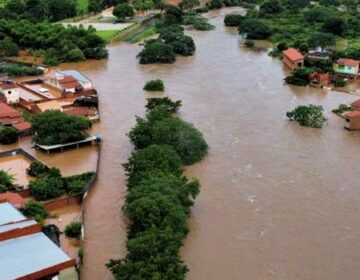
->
[0,81,20,104]
[55,70,94,90]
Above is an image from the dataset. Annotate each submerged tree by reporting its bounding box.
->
[286,104,326,128]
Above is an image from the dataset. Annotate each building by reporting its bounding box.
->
[31,100,63,113]
[58,76,82,93]
[350,99,360,111]
[309,72,330,88]
[0,81,20,104]
[0,102,32,135]
[282,48,304,70]
[0,192,25,209]
[334,58,360,78]
[0,202,77,279]
[56,70,93,90]
[345,110,360,130]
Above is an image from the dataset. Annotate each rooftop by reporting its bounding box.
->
[283,48,304,61]
[0,192,25,209]
[336,58,360,67]
[346,111,360,118]
[58,76,82,89]
[0,202,26,225]
[351,99,360,108]
[56,70,92,85]
[0,82,18,90]
[36,100,63,112]
[0,232,75,280]
[0,102,20,118]
[12,120,32,132]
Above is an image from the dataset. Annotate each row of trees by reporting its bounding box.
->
[0,0,78,22]
[107,98,208,279]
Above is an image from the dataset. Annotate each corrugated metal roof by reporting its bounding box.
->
[0,219,37,234]
[0,232,73,279]
[57,70,91,84]
[0,202,26,225]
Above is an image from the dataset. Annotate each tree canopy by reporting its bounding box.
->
[286,104,326,128]
[31,110,91,145]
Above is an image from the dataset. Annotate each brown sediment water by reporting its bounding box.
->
[0,154,33,186]
[10,7,359,279]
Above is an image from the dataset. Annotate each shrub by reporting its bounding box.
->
[224,14,244,27]
[285,67,313,86]
[137,41,176,64]
[0,37,19,56]
[277,42,288,52]
[223,0,239,6]
[0,126,18,144]
[123,144,183,188]
[206,0,223,9]
[64,172,95,195]
[143,79,165,91]
[332,104,351,114]
[238,18,272,39]
[67,48,86,62]
[183,13,214,30]
[129,109,208,165]
[286,104,326,128]
[23,200,48,222]
[146,97,182,113]
[113,3,134,21]
[195,6,209,13]
[31,110,91,145]
[27,160,50,177]
[64,221,82,239]
[334,78,346,87]
[244,40,255,48]
[29,176,65,200]
[0,170,22,193]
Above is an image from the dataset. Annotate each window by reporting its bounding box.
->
[7,91,11,94]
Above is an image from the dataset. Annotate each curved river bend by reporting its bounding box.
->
[55,8,360,280]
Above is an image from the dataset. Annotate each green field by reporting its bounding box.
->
[96,30,121,43]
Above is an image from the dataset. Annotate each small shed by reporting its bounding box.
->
[345,111,360,130]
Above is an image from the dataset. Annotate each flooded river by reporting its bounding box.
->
[5,7,359,280]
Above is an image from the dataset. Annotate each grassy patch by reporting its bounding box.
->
[130,27,157,43]
[77,0,88,14]
[96,30,120,43]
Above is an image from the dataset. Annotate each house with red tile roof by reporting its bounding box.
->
[58,76,82,93]
[345,110,360,130]
[350,99,360,111]
[282,48,304,70]
[334,58,360,78]
[0,102,32,135]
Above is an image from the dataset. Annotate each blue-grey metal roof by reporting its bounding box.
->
[0,202,26,225]
[57,70,91,84]
[0,219,37,233]
[0,232,73,280]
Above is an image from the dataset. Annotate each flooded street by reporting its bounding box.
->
[8,7,359,280]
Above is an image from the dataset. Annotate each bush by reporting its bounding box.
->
[143,79,165,91]
[113,3,134,21]
[27,160,50,177]
[0,170,22,193]
[146,97,182,113]
[238,19,272,39]
[285,67,313,86]
[23,200,48,222]
[0,37,19,56]
[244,40,255,48]
[0,126,18,144]
[31,110,91,145]
[64,221,82,239]
[332,104,350,114]
[334,78,346,87]
[66,48,86,62]
[137,41,176,64]
[286,104,326,128]
[64,172,95,195]
[206,0,223,9]
[223,0,239,6]
[183,13,214,30]
[29,176,65,201]
[195,6,209,13]
[224,14,244,27]
[123,144,183,188]
[0,64,43,76]
[129,108,208,165]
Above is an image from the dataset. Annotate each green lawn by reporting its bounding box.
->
[96,30,120,43]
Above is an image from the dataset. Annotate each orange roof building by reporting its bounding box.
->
[283,48,304,70]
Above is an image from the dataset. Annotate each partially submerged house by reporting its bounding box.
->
[0,102,32,135]
[31,100,63,113]
[334,58,360,79]
[55,70,93,91]
[0,80,20,104]
[309,72,330,88]
[0,202,77,279]
[345,110,360,130]
[282,48,304,70]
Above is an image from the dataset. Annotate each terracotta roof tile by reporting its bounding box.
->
[337,58,360,67]
[283,48,304,61]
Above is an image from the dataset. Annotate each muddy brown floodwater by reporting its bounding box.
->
[55,7,360,280]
